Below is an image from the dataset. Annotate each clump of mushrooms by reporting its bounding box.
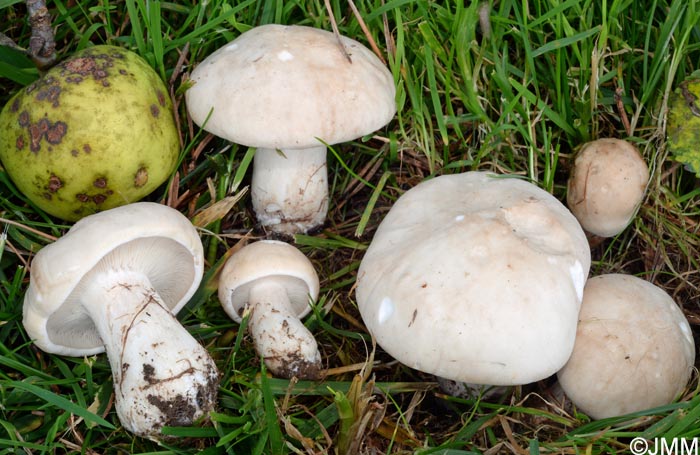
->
[22,202,219,440]
[218,240,322,379]
[566,138,649,237]
[356,171,591,386]
[186,24,396,235]
[557,274,695,419]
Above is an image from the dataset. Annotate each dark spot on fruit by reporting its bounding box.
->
[134,167,148,187]
[43,193,52,200]
[18,111,30,127]
[29,122,46,153]
[25,118,69,152]
[93,177,107,188]
[11,98,20,112]
[47,174,62,193]
[94,69,108,79]
[36,85,61,107]
[45,121,67,145]
[92,194,107,204]
[157,91,166,107]
[83,144,91,153]
[71,149,79,157]
[65,76,83,84]
[119,69,128,75]
[101,80,110,87]
[64,57,96,75]
[76,193,90,202]
[150,104,160,117]
[16,135,25,150]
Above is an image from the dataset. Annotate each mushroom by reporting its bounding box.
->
[566,138,649,237]
[356,172,591,385]
[218,240,322,379]
[556,274,695,419]
[0,45,179,221]
[22,202,219,439]
[186,24,396,235]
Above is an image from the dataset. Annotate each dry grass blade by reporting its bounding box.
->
[322,0,352,63]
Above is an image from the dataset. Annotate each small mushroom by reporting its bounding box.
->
[356,172,591,385]
[566,138,649,237]
[186,24,396,235]
[556,274,695,419]
[22,202,219,440]
[218,240,322,379]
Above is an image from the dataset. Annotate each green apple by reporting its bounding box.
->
[0,45,179,220]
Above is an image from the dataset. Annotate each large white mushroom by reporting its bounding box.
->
[218,240,322,379]
[22,202,219,440]
[356,172,591,386]
[567,138,649,237]
[186,24,396,235]
[557,274,695,419]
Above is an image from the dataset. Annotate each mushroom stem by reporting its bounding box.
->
[251,146,328,235]
[82,269,218,439]
[247,280,322,379]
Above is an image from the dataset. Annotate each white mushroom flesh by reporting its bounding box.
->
[246,279,322,378]
[251,146,328,235]
[82,267,218,436]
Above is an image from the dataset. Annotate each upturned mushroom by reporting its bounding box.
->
[186,24,396,235]
[218,240,322,379]
[22,202,219,439]
[566,138,649,237]
[557,274,695,419]
[0,45,179,221]
[356,172,591,385]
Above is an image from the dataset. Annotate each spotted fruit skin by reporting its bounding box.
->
[0,45,179,221]
[667,75,700,176]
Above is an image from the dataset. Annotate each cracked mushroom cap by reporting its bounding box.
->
[356,172,591,385]
[557,274,696,419]
[566,138,649,237]
[218,240,320,322]
[23,202,204,356]
[185,24,396,149]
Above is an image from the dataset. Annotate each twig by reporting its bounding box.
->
[26,0,56,70]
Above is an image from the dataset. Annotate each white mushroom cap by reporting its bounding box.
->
[356,172,591,386]
[567,138,649,237]
[557,274,695,419]
[218,240,319,322]
[23,202,204,356]
[186,24,396,149]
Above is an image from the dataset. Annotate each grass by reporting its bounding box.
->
[1,0,699,453]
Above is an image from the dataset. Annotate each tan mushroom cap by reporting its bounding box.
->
[22,202,204,356]
[356,172,591,385]
[186,24,396,149]
[218,240,320,323]
[557,274,695,419]
[567,138,649,237]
